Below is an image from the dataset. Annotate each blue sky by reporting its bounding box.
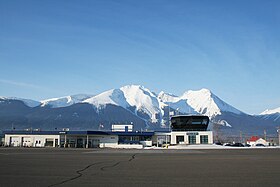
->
[1,0,280,114]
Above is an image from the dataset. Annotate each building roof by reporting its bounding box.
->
[248,136,260,142]
[111,131,154,136]
[3,130,154,136]
[3,130,112,135]
[171,114,208,118]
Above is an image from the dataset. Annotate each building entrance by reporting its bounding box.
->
[188,135,196,144]
[176,136,184,144]
[200,135,208,144]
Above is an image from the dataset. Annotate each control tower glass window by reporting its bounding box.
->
[171,115,209,131]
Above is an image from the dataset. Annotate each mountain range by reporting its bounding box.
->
[1,85,279,137]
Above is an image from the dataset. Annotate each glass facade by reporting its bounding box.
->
[176,136,184,144]
[119,135,152,144]
[171,116,209,131]
[200,135,208,144]
[45,139,54,147]
[188,135,196,144]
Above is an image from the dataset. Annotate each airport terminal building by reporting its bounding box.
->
[4,115,213,148]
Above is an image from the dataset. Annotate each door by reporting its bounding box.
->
[77,138,84,148]
[10,137,20,147]
[22,137,32,147]
[45,138,54,147]
[92,139,100,148]
[176,136,184,144]
[188,135,196,144]
[200,135,208,144]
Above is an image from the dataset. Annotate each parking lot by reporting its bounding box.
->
[0,148,279,187]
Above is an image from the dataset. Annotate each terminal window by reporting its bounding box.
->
[176,136,184,144]
[200,135,208,144]
[188,135,196,144]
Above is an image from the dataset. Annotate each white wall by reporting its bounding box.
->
[100,143,143,149]
[6,136,20,147]
[155,131,213,145]
[111,125,133,132]
[96,135,118,144]
[170,132,187,145]
[5,134,60,147]
[247,138,269,146]
[65,134,119,148]
[140,141,152,147]
[198,131,213,144]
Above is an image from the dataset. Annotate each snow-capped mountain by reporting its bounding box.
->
[84,89,129,109]
[41,94,93,108]
[0,86,249,125]
[84,85,162,123]
[157,91,196,115]
[1,85,279,135]
[0,96,40,107]
[259,107,280,122]
[158,88,243,118]
[182,89,243,117]
[4,85,242,122]
[260,107,280,115]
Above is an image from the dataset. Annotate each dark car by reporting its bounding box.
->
[255,143,265,147]
[231,143,245,147]
[214,142,223,146]
[223,143,232,146]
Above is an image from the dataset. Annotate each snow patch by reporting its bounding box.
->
[84,85,162,123]
[84,89,129,109]
[260,107,280,115]
[181,88,242,117]
[216,120,232,127]
[159,88,242,118]
[0,96,40,107]
[41,94,92,108]
[120,85,161,123]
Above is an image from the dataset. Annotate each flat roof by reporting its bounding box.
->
[3,130,154,136]
[3,130,111,135]
[111,131,154,136]
[171,115,208,118]
[3,130,211,136]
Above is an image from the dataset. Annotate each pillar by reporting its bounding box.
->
[64,134,67,148]
[86,135,89,148]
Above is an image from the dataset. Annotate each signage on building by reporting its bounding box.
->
[187,132,198,136]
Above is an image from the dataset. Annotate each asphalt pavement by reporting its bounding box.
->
[0,148,279,187]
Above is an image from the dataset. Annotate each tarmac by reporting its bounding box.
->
[0,148,279,187]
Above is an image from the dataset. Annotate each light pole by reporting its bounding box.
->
[168,104,170,130]
[277,128,280,146]
[166,104,170,147]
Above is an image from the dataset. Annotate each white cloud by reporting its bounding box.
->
[0,79,43,89]
[0,79,63,96]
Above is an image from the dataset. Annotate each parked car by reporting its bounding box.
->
[255,143,265,147]
[231,143,245,147]
[223,143,232,146]
[214,142,223,146]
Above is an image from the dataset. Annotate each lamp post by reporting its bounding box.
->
[277,128,280,146]
[168,104,170,131]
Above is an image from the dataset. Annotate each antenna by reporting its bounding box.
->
[277,127,280,146]
[168,104,170,131]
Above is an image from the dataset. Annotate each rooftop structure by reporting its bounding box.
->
[171,115,209,131]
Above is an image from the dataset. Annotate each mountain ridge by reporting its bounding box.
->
[1,85,279,135]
